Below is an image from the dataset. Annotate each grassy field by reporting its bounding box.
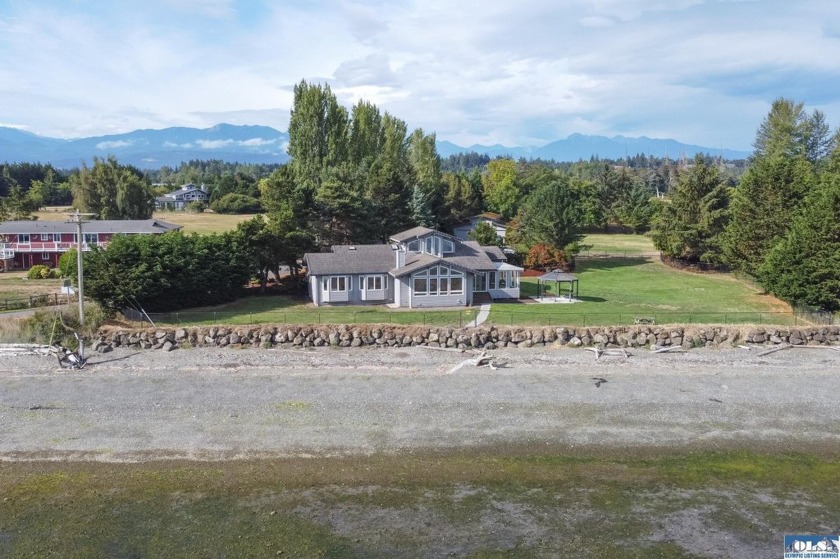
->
[490,258,796,326]
[0,274,66,311]
[580,233,657,257]
[1,450,837,557]
[32,209,254,234]
[140,257,798,327]
[145,294,472,327]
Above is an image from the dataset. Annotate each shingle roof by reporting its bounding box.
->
[444,240,497,272]
[390,253,439,277]
[482,245,507,261]
[0,219,182,235]
[389,226,436,242]
[304,244,396,276]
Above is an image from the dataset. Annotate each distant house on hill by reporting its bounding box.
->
[0,219,181,271]
[303,226,522,308]
[452,212,509,241]
[155,183,209,210]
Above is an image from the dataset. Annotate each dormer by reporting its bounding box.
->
[390,227,456,258]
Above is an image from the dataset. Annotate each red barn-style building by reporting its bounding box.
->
[0,219,181,272]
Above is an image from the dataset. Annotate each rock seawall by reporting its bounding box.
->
[92,325,840,353]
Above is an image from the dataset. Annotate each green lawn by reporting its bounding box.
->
[490,258,796,326]
[580,233,657,257]
[140,258,797,328]
[145,295,472,327]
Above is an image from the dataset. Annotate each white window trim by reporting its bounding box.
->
[329,276,348,292]
[19,234,30,244]
[363,274,387,291]
[412,266,464,296]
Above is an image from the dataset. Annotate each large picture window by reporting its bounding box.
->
[329,276,347,292]
[364,275,387,291]
[413,265,464,296]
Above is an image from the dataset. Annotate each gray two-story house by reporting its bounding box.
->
[304,227,522,308]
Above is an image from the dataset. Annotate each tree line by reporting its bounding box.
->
[2,88,838,313]
[649,98,840,311]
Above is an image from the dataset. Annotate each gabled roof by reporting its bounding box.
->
[304,244,395,276]
[390,253,439,277]
[389,226,436,243]
[0,219,182,235]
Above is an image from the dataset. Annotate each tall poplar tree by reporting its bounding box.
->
[70,156,154,219]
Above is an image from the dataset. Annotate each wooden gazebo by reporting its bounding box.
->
[537,270,579,301]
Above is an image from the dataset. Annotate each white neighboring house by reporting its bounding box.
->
[452,212,509,242]
[155,183,209,210]
[304,226,523,308]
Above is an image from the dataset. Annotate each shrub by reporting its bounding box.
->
[524,243,568,271]
[27,264,52,279]
[20,303,106,349]
[58,249,77,279]
[210,193,261,214]
[184,200,207,213]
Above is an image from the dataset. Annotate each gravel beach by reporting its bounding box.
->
[2,345,838,462]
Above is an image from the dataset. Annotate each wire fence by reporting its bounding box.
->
[130,308,834,329]
[0,293,68,312]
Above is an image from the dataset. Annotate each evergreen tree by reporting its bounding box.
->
[468,221,503,247]
[721,99,817,275]
[759,169,840,311]
[519,177,585,252]
[721,154,813,274]
[315,163,371,246]
[650,155,729,264]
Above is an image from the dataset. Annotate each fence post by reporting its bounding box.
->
[583,314,586,327]
[318,312,321,324]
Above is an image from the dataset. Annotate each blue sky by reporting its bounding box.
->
[1,0,838,151]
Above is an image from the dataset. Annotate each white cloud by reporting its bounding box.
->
[96,140,133,150]
[196,139,235,149]
[238,138,276,147]
[1,0,839,151]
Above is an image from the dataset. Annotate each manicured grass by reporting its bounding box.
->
[144,295,472,327]
[580,233,657,256]
[142,258,797,328]
[32,210,255,234]
[491,258,796,326]
[2,451,837,558]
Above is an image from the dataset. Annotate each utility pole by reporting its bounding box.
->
[65,210,95,325]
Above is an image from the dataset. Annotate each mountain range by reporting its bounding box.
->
[0,124,751,169]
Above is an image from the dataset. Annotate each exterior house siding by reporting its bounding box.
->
[311,274,394,306]
[303,226,521,309]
